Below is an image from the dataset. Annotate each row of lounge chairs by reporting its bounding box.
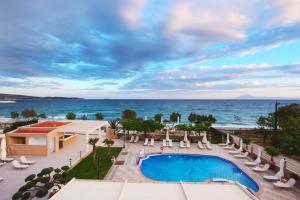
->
[129,135,139,143]
[143,138,154,146]
[0,156,35,170]
[222,142,296,189]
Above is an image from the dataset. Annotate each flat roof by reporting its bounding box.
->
[57,120,109,134]
[13,128,54,134]
[30,121,70,128]
[50,179,258,200]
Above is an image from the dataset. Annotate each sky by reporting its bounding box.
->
[0,0,300,99]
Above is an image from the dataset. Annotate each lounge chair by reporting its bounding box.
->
[12,160,29,169]
[244,157,261,166]
[198,141,204,149]
[0,162,5,167]
[252,164,270,172]
[163,139,167,147]
[139,149,145,158]
[143,138,149,146]
[1,157,14,162]
[168,140,173,147]
[206,142,212,150]
[129,135,134,143]
[234,152,249,159]
[20,156,36,165]
[273,178,296,188]
[224,144,235,150]
[180,141,185,148]
[186,141,191,148]
[149,138,154,146]
[228,148,242,154]
[134,135,139,143]
[264,171,283,181]
[0,177,3,182]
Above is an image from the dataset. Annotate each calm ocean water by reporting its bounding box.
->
[1,99,299,128]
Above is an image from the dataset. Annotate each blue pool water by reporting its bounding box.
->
[140,154,259,192]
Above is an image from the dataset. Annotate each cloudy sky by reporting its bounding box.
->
[0,0,300,99]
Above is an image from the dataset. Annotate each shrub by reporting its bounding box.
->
[21,192,31,200]
[35,188,48,198]
[25,174,36,182]
[66,112,76,120]
[266,146,280,162]
[12,192,23,200]
[3,119,38,133]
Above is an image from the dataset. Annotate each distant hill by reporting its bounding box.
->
[235,94,300,100]
[0,93,83,100]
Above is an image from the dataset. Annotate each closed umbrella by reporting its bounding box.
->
[161,116,163,124]
[239,138,243,151]
[1,136,7,160]
[202,133,208,144]
[166,129,170,141]
[177,116,180,124]
[184,131,188,142]
[279,158,285,178]
[226,133,230,144]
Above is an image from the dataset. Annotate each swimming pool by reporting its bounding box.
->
[139,154,259,192]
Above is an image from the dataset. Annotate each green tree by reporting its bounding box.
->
[141,120,163,137]
[154,113,163,122]
[21,109,37,119]
[188,112,197,124]
[282,116,300,139]
[103,139,114,155]
[109,120,119,130]
[242,137,252,151]
[38,113,47,119]
[66,112,76,120]
[265,146,280,162]
[122,109,136,120]
[95,112,104,120]
[88,138,99,160]
[170,112,181,123]
[195,114,216,127]
[10,111,19,119]
[277,104,300,128]
[256,116,268,144]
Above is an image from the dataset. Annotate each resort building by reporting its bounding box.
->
[5,120,109,156]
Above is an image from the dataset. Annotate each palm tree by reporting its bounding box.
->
[88,138,99,160]
[103,139,114,155]
[95,112,104,120]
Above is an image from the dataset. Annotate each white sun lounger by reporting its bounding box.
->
[224,144,235,150]
[0,162,5,167]
[0,177,3,182]
[228,148,242,154]
[163,139,167,147]
[20,156,36,165]
[12,160,29,169]
[168,140,173,147]
[273,178,296,188]
[264,171,283,181]
[245,157,261,166]
[179,141,185,148]
[252,164,270,172]
[134,135,139,143]
[186,141,191,148]
[149,138,154,146]
[1,157,14,162]
[206,142,212,150]
[198,141,204,149]
[143,138,149,146]
[129,135,134,143]
[234,152,249,158]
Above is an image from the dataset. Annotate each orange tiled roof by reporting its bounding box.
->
[30,121,70,128]
[13,128,54,134]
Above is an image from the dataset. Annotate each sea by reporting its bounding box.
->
[1,99,300,128]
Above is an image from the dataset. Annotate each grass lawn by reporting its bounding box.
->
[67,147,122,180]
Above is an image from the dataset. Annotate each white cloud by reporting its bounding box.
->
[270,0,300,26]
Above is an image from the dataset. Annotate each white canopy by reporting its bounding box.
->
[50,179,258,200]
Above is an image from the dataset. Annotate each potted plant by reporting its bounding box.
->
[265,146,280,163]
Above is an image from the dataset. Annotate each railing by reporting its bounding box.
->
[231,135,300,176]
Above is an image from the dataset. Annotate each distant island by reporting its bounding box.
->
[0,93,83,100]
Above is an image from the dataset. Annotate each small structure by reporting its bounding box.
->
[5,120,109,156]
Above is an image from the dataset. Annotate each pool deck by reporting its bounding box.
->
[105,139,300,200]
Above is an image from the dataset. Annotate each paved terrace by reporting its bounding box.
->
[105,139,300,200]
[0,135,93,200]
